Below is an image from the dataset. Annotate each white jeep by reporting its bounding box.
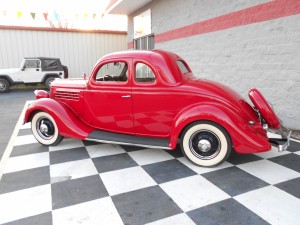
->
[0,57,68,93]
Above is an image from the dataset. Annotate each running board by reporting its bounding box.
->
[86,130,171,150]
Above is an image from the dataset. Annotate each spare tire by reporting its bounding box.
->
[248,88,281,129]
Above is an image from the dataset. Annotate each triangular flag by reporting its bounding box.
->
[43,13,48,21]
[83,13,88,19]
[30,12,36,20]
[3,10,7,16]
[17,11,22,19]
[93,14,96,19]
[54,12,59,20]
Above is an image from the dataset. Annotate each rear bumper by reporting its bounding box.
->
[269,131,291,152]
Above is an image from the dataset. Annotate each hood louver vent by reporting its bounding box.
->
[55,90,79,101]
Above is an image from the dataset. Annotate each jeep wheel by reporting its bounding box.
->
[0,78,10,93]
[45,77,55,89]
[181,121,232,167]
[31,112,64,146]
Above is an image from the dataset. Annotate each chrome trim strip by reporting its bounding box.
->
[85,138,172,150]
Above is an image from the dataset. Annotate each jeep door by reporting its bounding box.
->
[21,59,44,83]
[83,59,134,134]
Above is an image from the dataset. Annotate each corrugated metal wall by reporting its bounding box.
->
[0,27,127,77]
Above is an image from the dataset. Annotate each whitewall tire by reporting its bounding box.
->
[31,111,63,146]
[181,121,232,167]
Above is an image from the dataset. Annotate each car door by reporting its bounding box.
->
[132,60,180,138]
[83,58,134,134]
[21,59,44,83]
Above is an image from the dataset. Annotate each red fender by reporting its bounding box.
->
[24,98,93,139]
[169,104,271,154]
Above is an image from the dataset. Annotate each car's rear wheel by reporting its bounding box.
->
[44,77,55,89]
[31,112,64,146]
[181,121,232,167]
[0,78,10,93]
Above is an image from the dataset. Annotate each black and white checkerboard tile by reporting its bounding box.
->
[0,122,300,225]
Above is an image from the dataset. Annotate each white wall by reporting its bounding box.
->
[127,0,300,129]
[0,27,127,77]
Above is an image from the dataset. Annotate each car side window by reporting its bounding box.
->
[24,60,40,69]
[135,63,155,83]
[96,62,128,82]
[176,60,190,74]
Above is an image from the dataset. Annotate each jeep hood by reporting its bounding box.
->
[51,78,87,89]
[0,68,19,75]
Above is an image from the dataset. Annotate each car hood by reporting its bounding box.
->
[51,78,87,89]
[0,68,19,75]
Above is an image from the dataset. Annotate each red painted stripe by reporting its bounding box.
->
[0,25,127,35]
[155,0,300,44]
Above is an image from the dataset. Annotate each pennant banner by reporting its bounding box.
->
[17,11,22,19]
[54,12,59,20]
[43,13,48,21]
[30,12,36,20]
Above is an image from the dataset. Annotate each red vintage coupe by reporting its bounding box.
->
[24,50,290,167]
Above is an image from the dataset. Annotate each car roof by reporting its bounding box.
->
[97,50,185,84]
[24,57,60,60]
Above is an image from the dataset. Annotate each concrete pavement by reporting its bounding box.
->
[0,89,36,161]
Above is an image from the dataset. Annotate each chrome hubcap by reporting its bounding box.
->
[36,117,55,140]
[40,123,49,134]
[189,130,221,160]
[198,139,211,152]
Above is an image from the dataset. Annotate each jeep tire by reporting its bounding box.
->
[45,77,55,89]
[0,78,10,93]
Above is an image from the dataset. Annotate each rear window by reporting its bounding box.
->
[176,60,190,74]
[43,59,61,71]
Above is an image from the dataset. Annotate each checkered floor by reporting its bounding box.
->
[0,121,300,225]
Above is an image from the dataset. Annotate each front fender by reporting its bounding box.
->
[170,103,271,153]
[24,98,93,139]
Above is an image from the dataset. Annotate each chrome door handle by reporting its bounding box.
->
[122,95,131,98]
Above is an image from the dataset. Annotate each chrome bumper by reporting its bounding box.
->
[269,131,291,152]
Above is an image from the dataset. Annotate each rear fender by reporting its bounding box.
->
[24,98,93,139]
[170,103,271,153]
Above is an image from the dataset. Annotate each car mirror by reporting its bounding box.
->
[83,72,87,80]
[21,65,26,71]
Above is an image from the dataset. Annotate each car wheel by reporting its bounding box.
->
[0,78,10,93]
[181,121,232,167]
[31,112,64,146]
[248,88,281,129]
[45,77,55,89]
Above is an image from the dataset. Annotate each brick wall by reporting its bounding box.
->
[128,0,300,129]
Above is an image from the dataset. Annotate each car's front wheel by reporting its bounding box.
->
[31,111,64,146]
[181,121,232,167]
